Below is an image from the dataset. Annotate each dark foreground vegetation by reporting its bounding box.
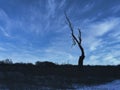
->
[0,59,120,89]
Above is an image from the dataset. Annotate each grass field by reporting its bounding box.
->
[0,61,120,89]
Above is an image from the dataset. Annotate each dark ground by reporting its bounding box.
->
[0,61,120,89]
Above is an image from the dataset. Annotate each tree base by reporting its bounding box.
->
[78,55,85,67]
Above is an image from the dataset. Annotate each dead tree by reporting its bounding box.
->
[65,13,85,67]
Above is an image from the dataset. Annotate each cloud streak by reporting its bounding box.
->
[78,16,120,65]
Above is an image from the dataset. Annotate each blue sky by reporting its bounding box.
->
[0,0,120,65]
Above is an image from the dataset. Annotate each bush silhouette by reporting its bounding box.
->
[0,59,13,64]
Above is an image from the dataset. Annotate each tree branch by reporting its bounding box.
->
[78,28,82,44]
[65,12,79,44]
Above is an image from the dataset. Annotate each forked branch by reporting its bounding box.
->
[65,12,79,45]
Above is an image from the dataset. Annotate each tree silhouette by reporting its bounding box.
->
[65,13,85,67]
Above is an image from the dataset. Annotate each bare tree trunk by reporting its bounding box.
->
[65,13,85,67]
[78,44,85,66]
[78,54,85,66]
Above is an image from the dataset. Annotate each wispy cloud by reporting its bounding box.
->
[83,17,120,51]
[47,0,56,18]
[43,48,75,63]
[85,51,120,65]
[81,2,94,13]
[0,26,10,37]
[0,46,6,51]
[0,8,11,37]
[0,8,23,38]
[81,16,120,65]
[85,17,120,37]
[111,5,120,13]
[103,53,120,65]
[59,0,66,9]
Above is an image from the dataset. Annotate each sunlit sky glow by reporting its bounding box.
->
[0,0,120,65]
